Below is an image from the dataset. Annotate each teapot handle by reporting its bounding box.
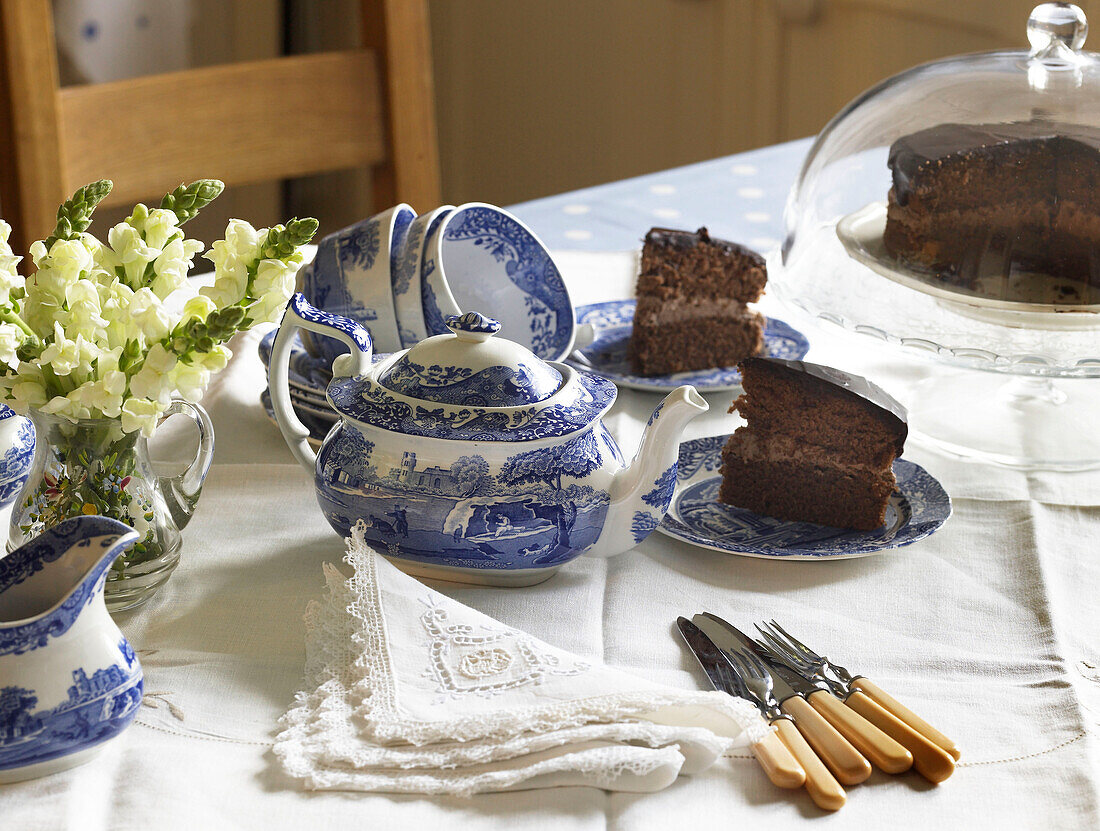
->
[271,293,373,471]
[157,400,215,531]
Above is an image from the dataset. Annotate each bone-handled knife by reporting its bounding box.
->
[697,614,913,775]
[692,614,872,786]
[850,677,960,761]
[835,683,956,783]
[675,617,805,790]
[756,619,960,763]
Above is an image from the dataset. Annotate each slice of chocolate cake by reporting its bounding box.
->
[883,121,1100,304]
[630,227,767,376]
[719,357,907,531]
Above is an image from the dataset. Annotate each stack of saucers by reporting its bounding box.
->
[261,202,578,445]
[257,329,340,446]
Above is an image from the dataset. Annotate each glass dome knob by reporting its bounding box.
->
[1028,3,1088,55]
[445,312,501,343]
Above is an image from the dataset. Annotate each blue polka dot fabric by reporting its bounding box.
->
[509,138,812,254]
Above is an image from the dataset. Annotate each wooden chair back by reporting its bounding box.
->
[0,0,441,256]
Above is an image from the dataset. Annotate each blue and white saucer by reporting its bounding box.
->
[566,299,810,393]
[658,435,951,560]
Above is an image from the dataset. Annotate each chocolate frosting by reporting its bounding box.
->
[742,356,908,449]
[645,227,765,265]
[887,120,1100,205]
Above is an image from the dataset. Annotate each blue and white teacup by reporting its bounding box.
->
[299,203,415,362]
[420,203,576,361]
[390,205,454,348]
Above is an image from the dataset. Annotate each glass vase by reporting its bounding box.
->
[7,401,214,612]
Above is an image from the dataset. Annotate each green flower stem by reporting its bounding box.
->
[0,308,36,343]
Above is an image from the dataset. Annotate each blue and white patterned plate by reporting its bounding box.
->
[658,435,951,560]
[566,299,810,393]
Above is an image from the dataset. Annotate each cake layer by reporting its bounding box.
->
[731,357,906,469]
[636,227,766,304]
[719,437,896,531]
[630,296,764,376]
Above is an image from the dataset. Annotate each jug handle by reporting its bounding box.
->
[270,293,373,471]
[157,400,215,531]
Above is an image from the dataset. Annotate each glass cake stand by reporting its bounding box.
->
[768,3,1100,470]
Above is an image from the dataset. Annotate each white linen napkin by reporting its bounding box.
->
[274,521,766,796]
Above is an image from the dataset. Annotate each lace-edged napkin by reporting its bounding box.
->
[274,522,766,796]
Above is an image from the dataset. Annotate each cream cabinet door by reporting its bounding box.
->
[431,0,1097,205]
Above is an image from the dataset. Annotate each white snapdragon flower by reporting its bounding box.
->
[39,322,96,377]
[99,279,135,348]
[128,343,177,405]
[195,344,231,373]
[81,232,121,274]
[169,361,210,403]
[0,221,23,306]
[109,222,158,287]
[0,360,48,413]
[21,281,62,338]
[28,238,94,302]
[64,278,109,336]
[0,324,22,369]
[248,257,299,324]
[180,294,217,324]
[151,237,204,299]
[41,393,92,422]
[6,379,48,412]
[200,220,261,308]
[129,288,174,342]
[121,396,160,436]
[137,207,181,252]
[71,369,126,418]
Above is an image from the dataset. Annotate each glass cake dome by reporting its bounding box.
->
[771,2,1100,378]
[767,3,1100,469]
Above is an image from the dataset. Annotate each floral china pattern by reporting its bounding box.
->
[0,410,34,507]
[0,518,144,778]
[379,360,562,407]
[444,208,573,360]
[271,294,709,582]
[658,436,952,559]
[568,300,811,393]
[630,464,678,545]
[0,651,143,772]
[316,424,612,571]
[327,371,616,443]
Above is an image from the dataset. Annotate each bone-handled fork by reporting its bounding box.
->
[727,649,846,812]
[758,620,957,783]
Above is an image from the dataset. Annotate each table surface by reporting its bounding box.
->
[6,139,1100,830]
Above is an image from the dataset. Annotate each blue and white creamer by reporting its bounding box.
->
[0,516,143,783]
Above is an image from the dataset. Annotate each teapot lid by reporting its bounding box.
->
[377,312,564,407]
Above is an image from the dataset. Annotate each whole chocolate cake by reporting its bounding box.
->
[630,227,766,375]
[883,120,1100,304]
[719,357,907,531]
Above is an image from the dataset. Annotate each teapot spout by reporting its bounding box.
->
[0,517,139,627]
[587,385,708,558]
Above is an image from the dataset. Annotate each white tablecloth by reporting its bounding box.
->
[4,251,1100,830]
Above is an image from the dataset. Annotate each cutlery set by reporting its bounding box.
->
[677,614,958,811]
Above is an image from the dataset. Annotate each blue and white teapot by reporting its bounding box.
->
[271,294,708,586]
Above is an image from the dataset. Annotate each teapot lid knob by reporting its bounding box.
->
[446,312,501,343]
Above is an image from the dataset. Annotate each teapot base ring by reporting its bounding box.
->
[0,736,121,784]
[385,557,562,588]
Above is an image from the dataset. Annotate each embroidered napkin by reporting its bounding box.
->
[274,521,766,796]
